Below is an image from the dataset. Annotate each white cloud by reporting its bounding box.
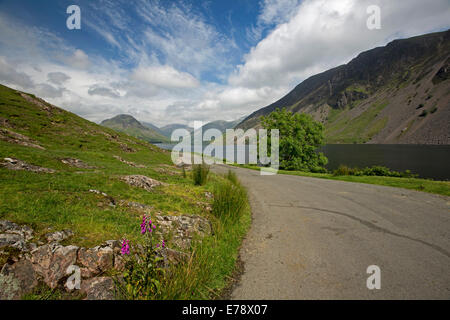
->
[131,65,200,89]
[0,0,449,128]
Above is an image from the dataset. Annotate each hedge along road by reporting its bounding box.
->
[212,165,450,299]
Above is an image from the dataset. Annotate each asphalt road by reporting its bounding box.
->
[212,165,450,299]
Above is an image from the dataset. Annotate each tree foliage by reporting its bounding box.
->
[260,108,328,172]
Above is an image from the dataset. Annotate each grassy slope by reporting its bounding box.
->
[235,164,450,197]
[0,84,250,299]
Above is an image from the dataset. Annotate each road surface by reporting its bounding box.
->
[212,165,450,299]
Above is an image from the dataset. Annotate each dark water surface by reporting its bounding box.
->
[319,144,450,180]
[155,143,450,181]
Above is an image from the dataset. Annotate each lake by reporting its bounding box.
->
[155,143,450,181]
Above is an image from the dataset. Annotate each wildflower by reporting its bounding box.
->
[121,239,130,255]
[162,239,165,248]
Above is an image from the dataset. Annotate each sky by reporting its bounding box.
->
[0,0,449,127]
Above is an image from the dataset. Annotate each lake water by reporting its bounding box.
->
[155,143,450,181]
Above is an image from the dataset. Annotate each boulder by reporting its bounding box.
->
[30,243,79,288]
[80,277,115,300]
[0,259,38,299]
[0,158,55,173]
[121,175,165,191]
[77,246,113,278]
[0,220,34,252]
[45,230,74,243]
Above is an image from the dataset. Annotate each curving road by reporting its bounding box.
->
[212,165,450,299]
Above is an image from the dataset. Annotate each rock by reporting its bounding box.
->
[160,247,189,266]
[117,200,153,212]
[121,175,165,191]
[0,158,55,173]
[0,128,45,150]
[77,246,113,278]
[80,277,115,300]
[0,259,38,300]
[45,230,74,243]
[0,220,34,251]
[113,155,146,168]
[155,215,212,250]
[30,243,79,288]
[205,192,213,199]
[61,158,96,169]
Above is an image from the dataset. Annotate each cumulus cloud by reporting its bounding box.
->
[47,72,71,85]
[0,56,34,89]
[131,65,200,89]
[65,49,90,69]
[0,0,449,127]
[88,85,121,98]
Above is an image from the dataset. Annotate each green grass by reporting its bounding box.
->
[325,101,389,143]
[233,164,450,197]
[0,84,251,299]
[192,163,210,186]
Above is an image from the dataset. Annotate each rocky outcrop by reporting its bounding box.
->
[60,158,97,169]
[120,175,166,191]
[0,158,55,173]
[0,213,211,299]
[0,220,34,252]
[0,259,37,300]
[155,215,212,250]
[0,128,45,150]
[113,155,146,168]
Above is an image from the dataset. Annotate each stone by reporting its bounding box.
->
[155,215,212,250]
[0,259,38,300]
[45,230,74,243]
[0,220,34,252]
[121,175,165,191]
[60,158,96,169]
[0,158,55,173]
[113,155,146,168]
[160,247,189,266]
[80,277,115,300]
[0,128,45,150]
[77,246,113,277]
[30,243,79,288]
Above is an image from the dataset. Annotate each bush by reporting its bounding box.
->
[333,165,417,178]
[225,170,239,185]
[333,165,359,176]
[192,163,210,185]
[260,108,328,172]
[212,175,247,222]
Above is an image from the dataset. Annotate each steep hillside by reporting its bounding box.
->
[141,121,165,136]
[159,123,193,139]
[238,30,450,144]
[101,114,170,143]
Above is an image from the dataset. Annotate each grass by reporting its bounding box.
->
[212,171,248,222]
[325,101,389,143]
[0,84,251,299]
[233,164,450,197]
[192,163,210,186]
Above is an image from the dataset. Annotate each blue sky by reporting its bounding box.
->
[0,0,449,126]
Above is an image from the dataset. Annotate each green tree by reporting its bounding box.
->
[260,108,328,172]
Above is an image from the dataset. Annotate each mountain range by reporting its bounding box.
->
[237,30,450,145]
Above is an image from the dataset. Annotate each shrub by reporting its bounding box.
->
[182,166,187,178]
[225,170,239,185]
[115,215,166,300]
[333,165,358,176]
[212,178,247,222]
[192,163,210,186]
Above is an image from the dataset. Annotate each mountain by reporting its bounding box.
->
[101,114,169,143]
[141,121,165,136]
[237,30,450,144]
[159,123,193,139]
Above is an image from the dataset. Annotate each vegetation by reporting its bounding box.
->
[212,171,248,223]
[233,164,450,197]
[333,165,417,178]
[192,163,210,186]
[0,84,250,299]
[260,108,328,171]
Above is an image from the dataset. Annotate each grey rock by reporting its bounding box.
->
[121,175,165,191]
[80,277,115,300]
[45,230,74,243]
[0,259,38,299]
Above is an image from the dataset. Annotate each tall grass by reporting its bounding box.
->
[212,171,247,222]
[192,163,210,185]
